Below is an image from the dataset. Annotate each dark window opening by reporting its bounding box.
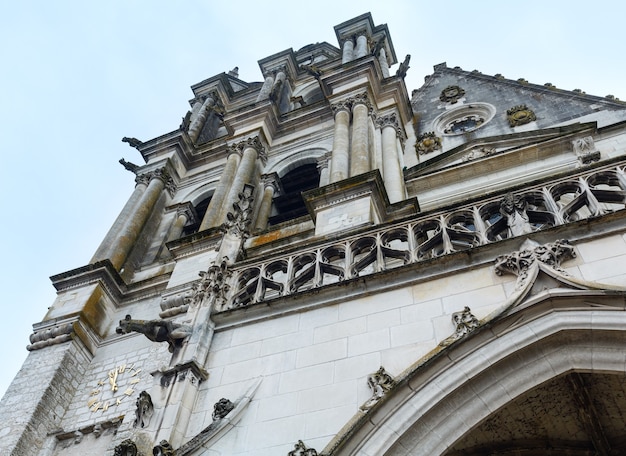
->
[182,196,211,236]
[269,164,320,226]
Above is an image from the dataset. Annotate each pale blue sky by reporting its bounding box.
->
[1,0,624,397]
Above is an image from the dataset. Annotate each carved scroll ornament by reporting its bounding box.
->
[288,440,318,456]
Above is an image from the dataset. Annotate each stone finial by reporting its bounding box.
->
[116,315,192,353]
[361,366,396,411]
[212,398,235,421]
[288,440,318,456]
[133,391,154,428]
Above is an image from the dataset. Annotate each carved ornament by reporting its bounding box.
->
[27,321,74,351]
[507,104,536,127]
[153,440,176,456]
[288,440,318,456]
[187,258,232,309]
[450,306,480,340]
[439,85,465,104]
[360,366,396,411]
[230,136,267,164]
[396,54,410,78]
[133,391,153,428]
[116,315,192,353]
[122,137,143,149]
[415,131,442,155]
[462,146,495,162]
[119,158,140,174]
[222,184,255,240]
[113,439,138,456]
[212,398,235,420]
[500,193,533,237]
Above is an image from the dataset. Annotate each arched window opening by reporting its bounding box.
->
[269,163,320,226]
[182,195,211,236]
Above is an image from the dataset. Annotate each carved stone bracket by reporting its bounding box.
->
[360,366,396,411]
[415,131,442,155]
[212,398,234,421]
[507,104,537,127]
[116,315,192,353]
[288,440,318,456]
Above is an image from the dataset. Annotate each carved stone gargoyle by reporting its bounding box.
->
[116,315,192,353]
[113,439,138,456]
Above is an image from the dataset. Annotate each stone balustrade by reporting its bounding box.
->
[216,162,626,310]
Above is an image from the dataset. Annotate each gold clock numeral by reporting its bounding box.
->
[131,369,141,376]
[102,401,110,411]
[118,364,126,373]
[90,389,101,396]
[124,388,135,396]
[116,397,123,405]
[91,402,102,412]
[130,378,140,385]
[97,380,105,386]
[87,397,99,407]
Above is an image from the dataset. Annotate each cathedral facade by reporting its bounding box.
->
[2,13,626,456]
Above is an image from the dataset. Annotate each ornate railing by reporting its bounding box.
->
[219,163,626,311]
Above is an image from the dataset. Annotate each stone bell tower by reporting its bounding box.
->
[3,11,626,456]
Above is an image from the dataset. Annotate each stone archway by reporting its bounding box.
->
[327,291,626,456]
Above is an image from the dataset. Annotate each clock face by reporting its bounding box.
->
[86,364,143,413]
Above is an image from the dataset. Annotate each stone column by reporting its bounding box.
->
[91,175,149,264]
[342,36,354,64]
[165,203,197,243]
[198,150,240,231]
[109,168,172,270]
[350,94,371,177]
[379,113,405,203]
[354,34,368,59]
[329,101,351,183]
[378,47,390,78]
[254,174,279,232]
[256,73,274,102]
[218,137,265,224]
[317,152,332,187]
[187,94,215,143]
